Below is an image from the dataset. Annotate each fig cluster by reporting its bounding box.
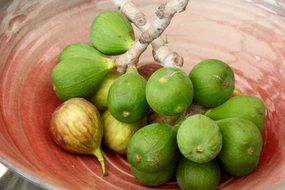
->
[48,9,266,190]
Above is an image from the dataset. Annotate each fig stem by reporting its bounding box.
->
[93,148,108,176]
[232,88,244,96]
[105,58,116,70]
[126,64,138,73]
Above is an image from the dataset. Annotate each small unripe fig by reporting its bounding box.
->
[91,72,120,111]
[102,110,146,154]
[50,98,107,176]
[58,43,107,62]
[90,10,135,55]
[51,57,115,101]
[205,95,266,131]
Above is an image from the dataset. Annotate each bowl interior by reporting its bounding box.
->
[0,0,285,189]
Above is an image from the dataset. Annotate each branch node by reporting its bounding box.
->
[139,31,152,44]
[177,1,189,13]
[116,65,127,74]
[130,57,139,65]
[157,28,163,33]
[152,49,160,62]
[158,3,166,12]
[134,12,146,26]
[156,3,166,18]
[172,52,184,67]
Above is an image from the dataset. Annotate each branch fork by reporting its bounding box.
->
[110,0,189,72]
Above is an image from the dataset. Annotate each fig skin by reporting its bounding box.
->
[50,98,107,175]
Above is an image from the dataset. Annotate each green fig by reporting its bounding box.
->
[90,10,135,55]
[127,123,179,173]
[102,110,146,154]
[189,59,235,107]
[59,43,106,62]
[177,114,222,163]
[50,98,107,175]
[146,67,194,116]
[51,57,115,101]
[131,160,177,186]
[176,158,220,190]
[91,72,120,111]
[108,66,149,123]
[205,95,266,131]
[217,118,263,176]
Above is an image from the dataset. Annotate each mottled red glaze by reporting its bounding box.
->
[138,63,163,80]
[0,0,285,189]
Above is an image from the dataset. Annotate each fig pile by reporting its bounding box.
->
[49,9,266,190]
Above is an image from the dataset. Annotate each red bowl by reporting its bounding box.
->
[0,0,285,189]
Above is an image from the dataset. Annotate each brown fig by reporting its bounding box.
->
[50,98,107,175]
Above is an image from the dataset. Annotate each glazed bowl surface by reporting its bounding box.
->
[0,0,285,189]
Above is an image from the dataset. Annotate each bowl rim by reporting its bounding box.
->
[0,155,57,190]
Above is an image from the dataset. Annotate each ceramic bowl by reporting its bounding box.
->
[0,0,285,189]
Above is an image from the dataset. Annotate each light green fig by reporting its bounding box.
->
[146,67,194,116]
[177,114,223,163]
[102,110,146,154]
[51,57,115,101]
[90,10,135,55]
[91,72,120,111]
[189,59,235,107]
[59,43,106,62]
[205,95,266,131]
[50,98,107,175]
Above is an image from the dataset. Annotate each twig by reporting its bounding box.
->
[112,0,189,72]
[111,0,184,68]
